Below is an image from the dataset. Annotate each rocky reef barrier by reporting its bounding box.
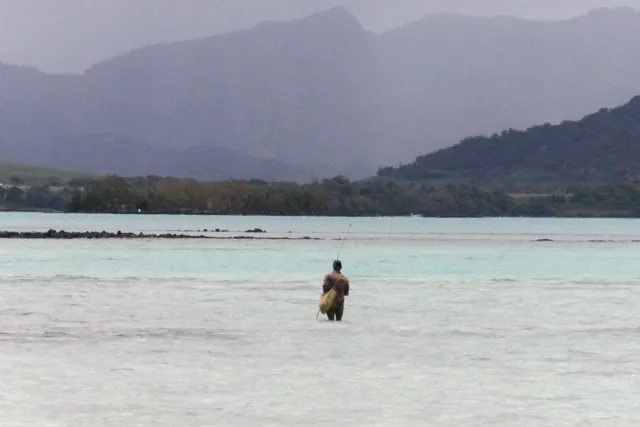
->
[0,229,321,240]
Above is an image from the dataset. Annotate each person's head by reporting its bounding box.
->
[333,260,342,272]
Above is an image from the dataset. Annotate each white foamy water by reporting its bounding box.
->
[1,214,640,426]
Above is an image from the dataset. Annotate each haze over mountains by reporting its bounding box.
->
[2,7,640,181]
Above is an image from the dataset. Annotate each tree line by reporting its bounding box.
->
[4,174,640,218]
[65,175,522,217]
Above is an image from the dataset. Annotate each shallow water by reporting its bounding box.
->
[1,213,640,426]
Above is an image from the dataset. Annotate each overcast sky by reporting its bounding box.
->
[1,0,639,73]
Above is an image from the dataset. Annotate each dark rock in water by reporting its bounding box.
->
[246,228,266,233]
[536,239,553,242]
[0,229,322,241]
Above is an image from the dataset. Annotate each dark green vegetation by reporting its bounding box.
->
[379,95,640,188]
[4,172,640,218]
[65,175,521,217]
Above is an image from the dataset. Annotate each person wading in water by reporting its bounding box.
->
[321,260,350,321]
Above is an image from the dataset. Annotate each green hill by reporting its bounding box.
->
[377,95,640,188]
[0,162,99,186]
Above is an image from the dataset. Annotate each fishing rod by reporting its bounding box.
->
[317,223,352,319]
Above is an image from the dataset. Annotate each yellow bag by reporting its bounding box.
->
[319,289,336,314]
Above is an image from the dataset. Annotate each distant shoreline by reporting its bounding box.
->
[2,209,640,219]
[5,172,640,219]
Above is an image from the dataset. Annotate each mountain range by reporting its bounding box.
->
[2,7,640,181]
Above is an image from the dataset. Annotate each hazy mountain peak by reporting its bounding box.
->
[298,7,369,44]
[571,7,640,29]
[391,5,640,32]
[259,6,366,38]
[583,6,639,17]
[85,6,367,76]
[382,11,533,38]
[303,7,361,25]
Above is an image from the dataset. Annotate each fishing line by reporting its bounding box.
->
[335,223,352,261]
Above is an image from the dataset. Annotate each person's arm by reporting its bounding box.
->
[322,274,333,293]
[344,277,350,296]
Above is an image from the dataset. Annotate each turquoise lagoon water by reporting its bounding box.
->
[1,213,640,426]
